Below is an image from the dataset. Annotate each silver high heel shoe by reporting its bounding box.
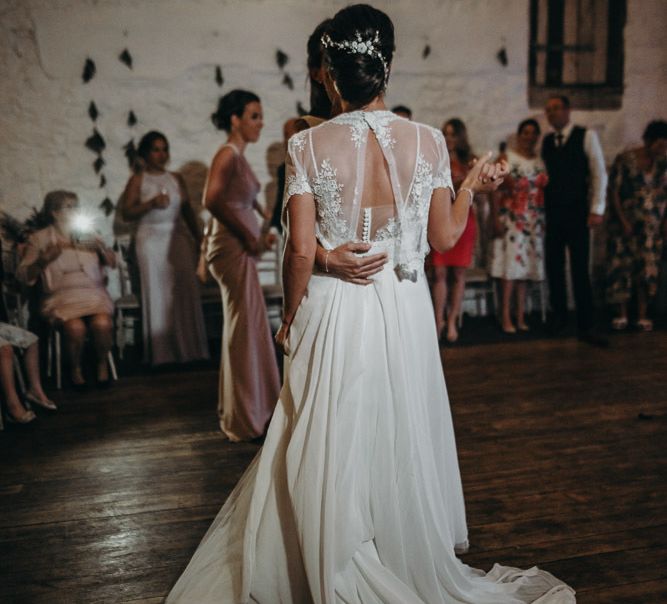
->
[6,407,37,424]
[25,392,57,411]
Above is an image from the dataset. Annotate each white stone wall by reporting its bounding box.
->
[1,0,665,232]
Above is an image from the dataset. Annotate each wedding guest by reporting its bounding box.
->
[542,95,608,346]
[606,119,667,331]
[122,131,209,365]
[0,324,56,423]
[429,117,477,342]
[391,104,412,119]
[0,254,55,422]
[490,119,548,333]
[204,89,280,441]
[18,191,115,387]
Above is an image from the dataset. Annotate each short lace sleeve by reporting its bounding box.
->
[431,129,455,196]
[284,132,313,200]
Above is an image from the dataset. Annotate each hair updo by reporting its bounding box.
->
[324,4,395,107]
[211,89,260,132]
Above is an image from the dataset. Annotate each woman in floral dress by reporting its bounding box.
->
[606,120,667,331]
[490,119,548,333]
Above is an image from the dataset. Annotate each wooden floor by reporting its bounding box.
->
[1,331,666,603]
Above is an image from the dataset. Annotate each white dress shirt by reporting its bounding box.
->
[554,122,608,216]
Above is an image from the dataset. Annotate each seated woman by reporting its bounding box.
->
[0,323,55,423]
[18,190,116,388]
[0,248,55,421]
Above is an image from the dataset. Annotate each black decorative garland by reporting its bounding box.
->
[82,48,139,219]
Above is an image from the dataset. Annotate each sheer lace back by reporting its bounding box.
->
[285,110,454,280]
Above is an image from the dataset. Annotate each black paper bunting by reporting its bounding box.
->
[422,44,431,59]
[276,50,289,69]
[88,101,99,121]
[119,48,133,69]
[99,197,114,217]
[99,174,107,188]
[85,129,106,154]
[215,65,224,87]
[282,73,294,91]
[127,110,137,127]
[496,47,508,67]
[82,58,96,83]
[93,156,105,174]
[123,139,137,168]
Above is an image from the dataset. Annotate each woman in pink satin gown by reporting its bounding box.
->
[203,89,280,441]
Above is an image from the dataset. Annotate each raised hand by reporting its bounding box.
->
[463,152,509,194]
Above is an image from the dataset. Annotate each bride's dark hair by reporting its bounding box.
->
[324,4,395,107]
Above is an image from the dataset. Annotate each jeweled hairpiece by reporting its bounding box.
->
[321,30,389,81]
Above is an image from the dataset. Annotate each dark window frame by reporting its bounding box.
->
[528,0,626,110]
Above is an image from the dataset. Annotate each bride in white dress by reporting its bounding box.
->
[167,5,576,602]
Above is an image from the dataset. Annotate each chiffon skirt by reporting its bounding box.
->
[167,241,575,603]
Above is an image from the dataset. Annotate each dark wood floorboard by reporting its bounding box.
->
[1,331,665,603]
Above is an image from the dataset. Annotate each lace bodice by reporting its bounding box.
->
[284,110,454,280]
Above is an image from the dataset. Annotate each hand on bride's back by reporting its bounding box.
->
[327,242,389,285]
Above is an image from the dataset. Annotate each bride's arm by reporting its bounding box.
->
[275,193,317,353]
[428,152,508,252]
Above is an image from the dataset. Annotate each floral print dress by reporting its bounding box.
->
[490,149,548,281]
[606,148,667,303]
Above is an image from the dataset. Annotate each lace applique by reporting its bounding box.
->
[291,130,307,152]
[313,159,349,243]
[286,173,312,197]
[408,154,434,220]
[333,111,397,150]
[364,111,396,150]
[429,128,453,191]
[374,216,399,241]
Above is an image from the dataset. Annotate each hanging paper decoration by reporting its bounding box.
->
[296,101,307,117]
[123,139,137,169]
[119,48,133,69]
[82,58,96,83]
[276,50,289,69]
[93,156,105,174]
[215,65,224,87]
[99,174,107,188]
[88,101,99,122]
[496,47,508,67]
[422,44,431,59]
[99,197,114,217]
[127,110,137,127]
[85,129,106,154]
[282,73,294,91]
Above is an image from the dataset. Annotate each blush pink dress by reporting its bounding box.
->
[206,143,280,441]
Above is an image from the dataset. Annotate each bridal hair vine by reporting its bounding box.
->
[321,30,389,81]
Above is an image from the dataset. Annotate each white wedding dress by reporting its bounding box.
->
[166,111,575,603]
